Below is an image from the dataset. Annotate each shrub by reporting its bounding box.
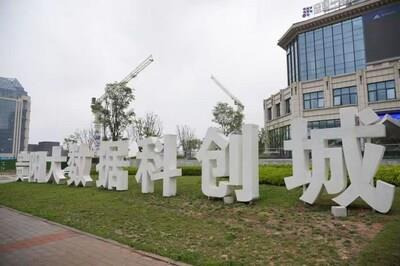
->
[0,159,16,171]
[259,165,292,186]
[182,166,201,176]
[87,163,400,187]
[375,165,400,186]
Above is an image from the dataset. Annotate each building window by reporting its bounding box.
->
[0,98,16,153]
[286,39,299,85]
[267,107,272,121]
[276,103,280,117]
[333,86,357,106]
[285,98,291,114]
[308,119,340,129]
[368,80,396,102]
[267,125,291,157]
[297,16,365,82]
[303,91,324,110]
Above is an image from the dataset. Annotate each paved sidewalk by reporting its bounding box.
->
[0,174,16,184]
[0,207,183,266]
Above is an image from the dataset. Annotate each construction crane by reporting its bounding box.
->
[210,75,244,111]
[91,55,154,148]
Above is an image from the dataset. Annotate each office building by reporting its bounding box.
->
[0,77,31,159]
[263,0,400,157]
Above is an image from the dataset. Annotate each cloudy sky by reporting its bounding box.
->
[0,0,316,144]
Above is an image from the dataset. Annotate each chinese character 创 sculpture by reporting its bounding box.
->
[196,124,259,202]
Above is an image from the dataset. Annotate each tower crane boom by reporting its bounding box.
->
[210,75,244,109]
[91,55,154,149]
[120,55,154,84]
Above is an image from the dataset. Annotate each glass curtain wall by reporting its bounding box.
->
[287,17,366,84]
[0,99,16,153]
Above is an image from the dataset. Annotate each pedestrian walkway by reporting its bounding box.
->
[0,174,15,184]
[0,207,183,266]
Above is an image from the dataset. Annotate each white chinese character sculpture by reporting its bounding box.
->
[196,124,259,202]
[46,146,67,184]
[28,152,47,183]
[285,107,396,213]
[66,144,94,187]
[16,151,30,182]
[135,135,182,197]
[96,140,129,191]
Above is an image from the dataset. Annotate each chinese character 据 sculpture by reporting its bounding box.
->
[196,124,259,202]
[96,140,130,191]
[284,107,396,213]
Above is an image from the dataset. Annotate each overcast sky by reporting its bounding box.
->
[0,0,316,144]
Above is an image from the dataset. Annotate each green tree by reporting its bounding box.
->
[212,102,244,136]
[63,127,97,151]
[258,127,267,155]
[177,125,201,159]
[91,82,135,141]
[131,112,163,140]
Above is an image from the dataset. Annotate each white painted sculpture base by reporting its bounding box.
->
[223,196,234,204]
[331,206,347,217]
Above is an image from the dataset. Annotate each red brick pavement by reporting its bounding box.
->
[0,207,187,266]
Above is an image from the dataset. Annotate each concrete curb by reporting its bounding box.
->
[0,175,16,184]
[0,205,191,266]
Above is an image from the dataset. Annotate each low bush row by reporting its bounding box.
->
[54,163,400,187]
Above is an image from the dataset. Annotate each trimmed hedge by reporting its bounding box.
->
[0,159,16,171]
[259,165,292,186]
[90,164,400,187]
[375,165,400,187]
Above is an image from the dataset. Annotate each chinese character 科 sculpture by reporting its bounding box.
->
[284,107,396,213]
[66,144,94,187]
[96,140,130,191]
[16,151,30,182]
[135,135,182,197]
[196,124,259,202]
[28,152,47,183]
[46,146,68,184]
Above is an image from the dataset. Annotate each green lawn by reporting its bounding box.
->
[0,175,399,265]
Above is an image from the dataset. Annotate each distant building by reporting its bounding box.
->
[0,77,31,159]
[28,141,61,156]
[264,0,400,157]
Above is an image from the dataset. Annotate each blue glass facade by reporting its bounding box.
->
[0,99,16,153]
[287,17,366,84]
[0,78,30,156]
